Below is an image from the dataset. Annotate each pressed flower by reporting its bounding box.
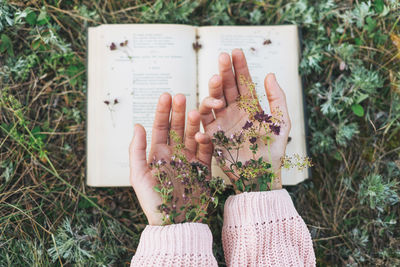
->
[243,120,253,130]
[249,137,257,144]
[269,124,281,135]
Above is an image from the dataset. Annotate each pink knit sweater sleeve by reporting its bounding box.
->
[222,189,316,266]
[130,222,218,266]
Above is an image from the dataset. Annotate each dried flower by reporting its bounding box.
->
[210,74,312,194]
[254,110,272,123]
[263,39,272,45]
[151,130,225,225]
[243,121,253,130]
[269,124,280,135]
[120,40,128,47]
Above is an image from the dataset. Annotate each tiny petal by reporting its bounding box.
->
[270,124,281,135]
[243,121,253,130]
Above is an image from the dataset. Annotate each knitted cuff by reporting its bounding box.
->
[134,222,214,256]
[223,189,299,226]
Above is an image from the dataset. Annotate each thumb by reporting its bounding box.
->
[264,73,291,133]
[129,124,148,184]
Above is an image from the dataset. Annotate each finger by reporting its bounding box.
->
[208,74,226,115]
[170,94,186,145]
[218,52,239,104]
[184,110,201,154]
[264,73,291,134]
[195,132,213,165]
[199,97,224,127]
[232,48,253,96]
[129,124,148,183]
[151,93,172,146]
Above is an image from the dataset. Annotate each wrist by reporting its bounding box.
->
[270,170,282,190]
[146,213,163,226]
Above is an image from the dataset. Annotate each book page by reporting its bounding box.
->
[87,24,197,186]
[197,25,307,185]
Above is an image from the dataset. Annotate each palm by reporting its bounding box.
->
[148,143,211,218]
[200,49,291,189]
[206,100,287,179]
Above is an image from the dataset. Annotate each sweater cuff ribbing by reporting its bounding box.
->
[135,222,214,256]
[223,189,299,226]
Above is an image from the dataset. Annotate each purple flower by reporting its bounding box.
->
[254,111,272,123]
[270,124,280,135]
[249,137,257,144]
[243,121,253,130]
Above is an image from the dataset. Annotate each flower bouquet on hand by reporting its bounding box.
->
[210,74,312,193]
[150,130,225,225]
[198,49,312,195]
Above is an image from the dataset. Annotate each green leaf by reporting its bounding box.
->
[333,151,342,161]
[351,104,365,117]
[355,37,363,46]
[213,196,218,207]
[32,126,46,141]
[153,186,161,193]
[373,0,384,13]
[356,93,369,104]
[258,176,268,191]
[26,11,37,25]
[78,197,98,209]
[31,39,42,50]
[235,179,244,192]
[37,8,49,25]
[0,34,14,57]
[186,208,196,221]
[365,17,377,33]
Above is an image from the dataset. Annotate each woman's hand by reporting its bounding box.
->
[199,49,291,190]
[129,93,212,225]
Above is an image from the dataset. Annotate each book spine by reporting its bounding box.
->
[297,26,312,180]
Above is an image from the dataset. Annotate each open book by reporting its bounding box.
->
[87,24,309,187]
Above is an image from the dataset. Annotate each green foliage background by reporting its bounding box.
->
[1,0,399,266]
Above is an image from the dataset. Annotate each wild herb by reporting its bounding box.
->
[211,74,312,193]
[150,131,225,225]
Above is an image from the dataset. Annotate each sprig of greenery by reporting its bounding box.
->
[150,131,225,225]
[212,74,312,193]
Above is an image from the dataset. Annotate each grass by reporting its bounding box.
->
[1,0,399,266]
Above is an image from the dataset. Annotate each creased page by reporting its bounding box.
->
[197,25,307,185]
[87,24,196,186]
